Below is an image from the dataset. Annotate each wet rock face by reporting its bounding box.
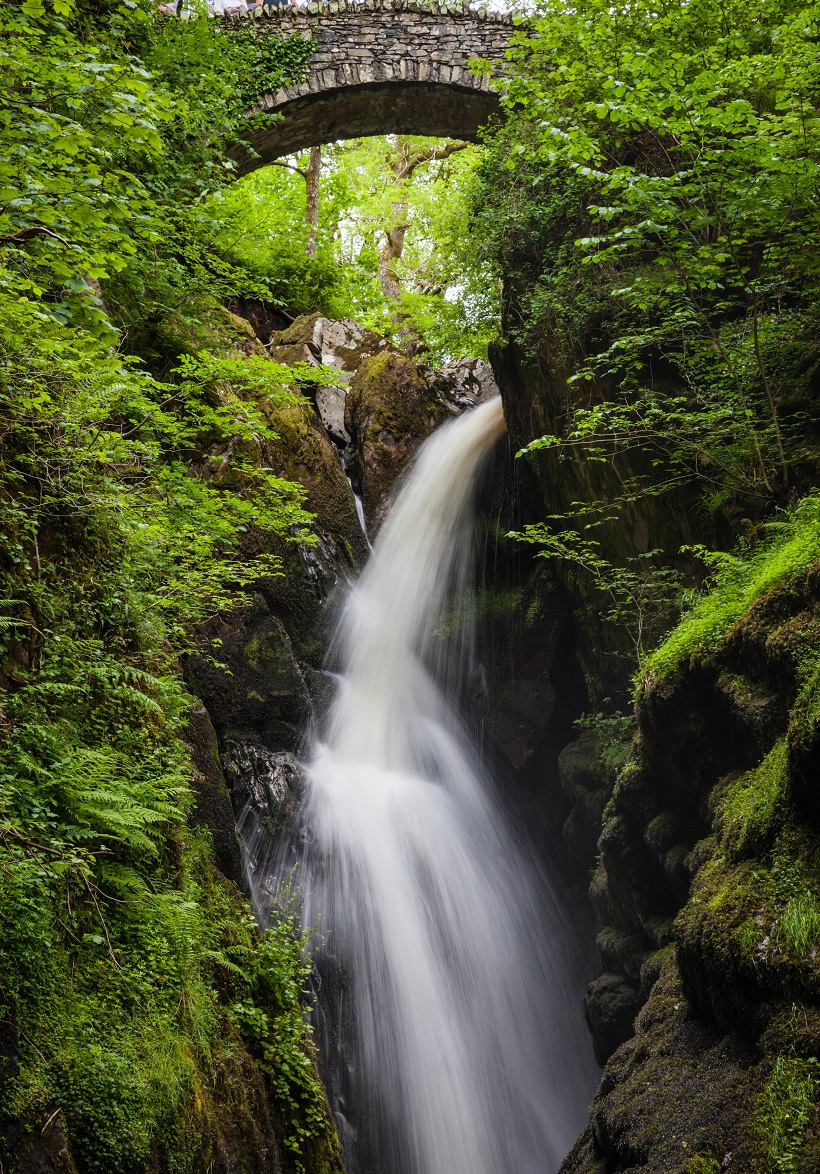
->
[477,579,570,774]
[186,596,310,751]
[224,741,303,841]
[560,564,820,1174]
[222,741,300,854]
[490,336,706,706]
[222,740,305,917]
[346,350,501,530]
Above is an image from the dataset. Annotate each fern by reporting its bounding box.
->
[50,749,186,855]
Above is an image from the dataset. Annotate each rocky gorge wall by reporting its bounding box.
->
[183,309,500,824]
[491,334,820,1172]
[559,563,820,1174]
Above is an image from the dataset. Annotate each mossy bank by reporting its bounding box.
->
[559,505,820,1173]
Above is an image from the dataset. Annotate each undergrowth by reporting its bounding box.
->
[0,1,341,1163]
[754,1054,819,1174]
[720,740,789,858]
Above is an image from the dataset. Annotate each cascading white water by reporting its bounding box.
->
[286,396,596,1174]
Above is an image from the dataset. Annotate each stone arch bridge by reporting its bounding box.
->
[209,1,515,173]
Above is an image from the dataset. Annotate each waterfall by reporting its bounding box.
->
[254,397,595,1174]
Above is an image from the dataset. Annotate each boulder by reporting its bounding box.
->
[268,314,388,449]
[436,355,500,408]
[185,596,310,751]
[584,972,643,1066]
[345,349,450,530]
[186,703,244,886]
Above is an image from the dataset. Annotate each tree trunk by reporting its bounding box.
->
[375,138,471,354]
[378,216,407,303]
[305,145,321,260]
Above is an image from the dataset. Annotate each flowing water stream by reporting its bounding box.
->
[248,397,595,1173]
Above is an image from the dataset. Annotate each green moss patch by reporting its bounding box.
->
[644,498,820,685]
[720,739,789,857]
[753,1055,820,1174]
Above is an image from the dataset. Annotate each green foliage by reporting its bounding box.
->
[755,1054,819,1173]
[147,15,315,120]
[492,0,820,490]
[229,889,331,1170]
[730,840,820,970]
[0,2,337,1168]
[209,136,501,361]
[0,3,169,322]
[322,136,499,360]
[721,740,789,857]
[778,893,820,960]
[0,0,313,344]
[204,165,370,320]
[573,710,634,770]
[0,828,334,1173]
[644,496,820,684]
[510,513,684,666]
[477,0,820,679]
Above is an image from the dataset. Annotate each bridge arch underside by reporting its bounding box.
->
[230,81,500,173]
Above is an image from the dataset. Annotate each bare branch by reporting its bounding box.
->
[0,225,71,247]
[268,160,309,180]
[398,139,472,180]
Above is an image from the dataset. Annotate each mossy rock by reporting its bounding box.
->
[569,551,820,1172]
[584,972,643,1065]
[186,703,244,887]
[270,312,386,376]
[185,595,310,751]
[563,954,765,1174]
[788,664,820,826]
[260,398,366,568]
[162,300,269,364]
[345,349,450,529]
[559,729,621,799]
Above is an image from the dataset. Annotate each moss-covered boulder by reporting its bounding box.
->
[566,952,763,1174]
[268,314,388,448]
[345,349,452,529]
[260,397,367,569]
[152,300,270,373]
